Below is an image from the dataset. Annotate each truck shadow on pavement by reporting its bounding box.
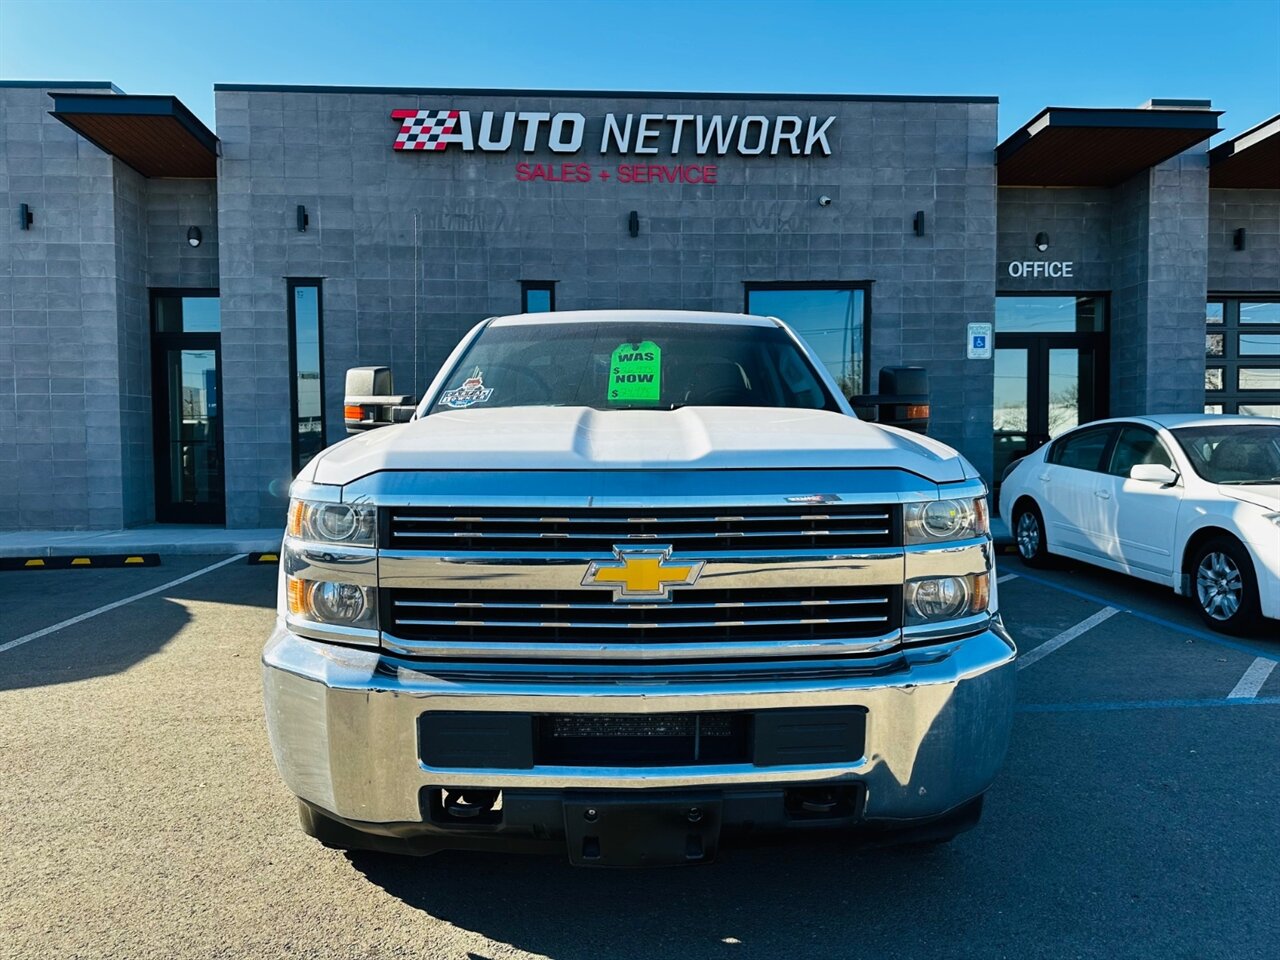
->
[348,840,958,960]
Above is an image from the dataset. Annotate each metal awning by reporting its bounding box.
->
[1209,114,1280,189]
[49,93,218,178]
[997,102,1222,187]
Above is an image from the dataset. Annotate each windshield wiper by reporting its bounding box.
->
[1219,477,1280,485]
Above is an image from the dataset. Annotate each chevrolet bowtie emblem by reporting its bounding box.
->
[581,545,704,602]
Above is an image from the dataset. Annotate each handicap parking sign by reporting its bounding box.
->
[966,322,993,360]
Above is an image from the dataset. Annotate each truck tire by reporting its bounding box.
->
[1012,500,1051,567]
[1190,536,1262,636]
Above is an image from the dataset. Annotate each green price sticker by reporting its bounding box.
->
[607,340,662,405]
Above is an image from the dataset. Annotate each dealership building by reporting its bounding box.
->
[1,79,1277,530]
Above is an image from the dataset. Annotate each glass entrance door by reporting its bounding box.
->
[992,296,1108,505]
[151,292,224,524]
[993,338,1106,501]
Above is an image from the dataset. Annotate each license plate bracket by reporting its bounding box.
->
[563,792,722,867]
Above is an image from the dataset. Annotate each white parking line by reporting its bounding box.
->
[0,554,247,655]
[1017,606,1121,671]
[1227,657,1277,699]
[997,573,1019,584]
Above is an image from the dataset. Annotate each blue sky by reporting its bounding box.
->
[2,0,1277,140]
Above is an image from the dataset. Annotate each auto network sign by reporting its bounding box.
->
[390,108,836,185]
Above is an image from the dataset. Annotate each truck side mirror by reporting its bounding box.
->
[344,366,415,434]
[848,366,930,435]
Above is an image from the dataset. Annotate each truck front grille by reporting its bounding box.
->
[384,584,898,646]
[384,504,899,552]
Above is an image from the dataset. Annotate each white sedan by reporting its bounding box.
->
[999,414,1280,635]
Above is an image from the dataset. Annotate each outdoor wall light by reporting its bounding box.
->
[628,210,640,238]
[817,195,832,207]
[1233,228,1246,251]
[913,211,925,236]
[18,203,33,230]
[297,205,310,232]
[1034,232,1050,252]
[186,226,203,248]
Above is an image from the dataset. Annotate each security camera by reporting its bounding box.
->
[817,195,832,207]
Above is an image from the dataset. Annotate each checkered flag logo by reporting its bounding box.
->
[391,109,461,151]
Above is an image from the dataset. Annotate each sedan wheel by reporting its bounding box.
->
[1190,537,1261,635]
[1196,552,1242,621]
[1013,503,1051,567]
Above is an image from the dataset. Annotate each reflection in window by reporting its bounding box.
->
[1206,302,1224,325]
[522,281,556,313]
[746,285,867,396]
[153,294,220,333]
[1239,368,1280,391]
[996,296,1105,333]
[1205,404,1224,415]
[1240,404,1280,417]
[1241,302,1280,325]
[1206,368,1224,391]
[1240,334,1280,357]
[289,280,325,475]
[1206,333,1224,357]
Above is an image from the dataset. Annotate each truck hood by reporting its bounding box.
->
[309,407,971,486]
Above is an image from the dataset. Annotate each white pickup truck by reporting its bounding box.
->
[263,310,1015,866]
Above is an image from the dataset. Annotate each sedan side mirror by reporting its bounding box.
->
[344,366,415,434]
[1129,463,1179,486]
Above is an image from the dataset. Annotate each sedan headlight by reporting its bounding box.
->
[287,576,378,629]
[904,497,989,544]
[287,499,376,546]
[904,573,990,625]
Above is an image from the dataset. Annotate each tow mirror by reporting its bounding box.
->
[849,366,930,435]
[1129,463,1178,485]
[344,366,415,434]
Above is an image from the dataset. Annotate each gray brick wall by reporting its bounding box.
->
[0,85,123,529]
[1208,188,1280,293]
[0,84,221,530]
[217,90,999,526]
[996,146,1210,422]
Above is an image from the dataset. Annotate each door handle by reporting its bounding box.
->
[1094,489,1111,499]
[1038,474,1051,482]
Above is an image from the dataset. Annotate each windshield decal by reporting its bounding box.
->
[439,373,494,409]
[608,341,662,405]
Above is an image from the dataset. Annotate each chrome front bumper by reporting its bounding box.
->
[262,622,1017,826]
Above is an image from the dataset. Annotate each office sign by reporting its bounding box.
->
[1006,261,1074,279]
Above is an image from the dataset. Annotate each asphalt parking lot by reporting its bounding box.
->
[2,552,1278,960]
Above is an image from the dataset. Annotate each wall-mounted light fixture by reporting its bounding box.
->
[186,226,203,248]
[817,195,832,207]
[297,205,309,232]
[18,203,33,230]
[912,211,925,237]
[1034,231,1050,252]
[628,210,640,238]
[1233,227,1247,251]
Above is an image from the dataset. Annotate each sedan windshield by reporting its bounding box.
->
[1171,423,1280,484]
[426,321,839,414]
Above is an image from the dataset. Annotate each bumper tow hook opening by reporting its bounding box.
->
[443,789,501,821]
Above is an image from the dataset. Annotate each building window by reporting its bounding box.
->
[744,282,869,396]
[1204,297,1280,415]
[288,280,325,475]
[522,280,556,313]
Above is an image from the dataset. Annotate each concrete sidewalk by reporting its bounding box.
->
[0,526,282,558]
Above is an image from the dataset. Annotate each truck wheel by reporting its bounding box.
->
[297,800,361,850]
[1012,501,1051,567]
[1191,537,1262,636]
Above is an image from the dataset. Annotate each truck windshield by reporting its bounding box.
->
[426,321,841,414]
[1171,422,1280,484]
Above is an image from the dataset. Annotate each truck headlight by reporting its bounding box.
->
[904,573,989,625]
[904,497,989,544]
[287,499,376,546]
[287,576,377,629]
